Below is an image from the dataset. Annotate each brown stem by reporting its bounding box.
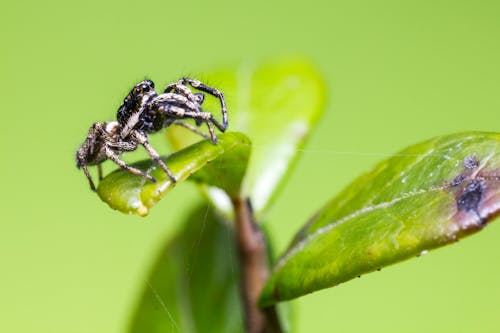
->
[233,197,283,333]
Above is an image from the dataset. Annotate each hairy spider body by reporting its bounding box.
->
[76,78,228,191]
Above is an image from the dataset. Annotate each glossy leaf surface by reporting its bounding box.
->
[128,205,244,333]
[260,132,500,306]
[97,132,250,216]
[167,58,326,216]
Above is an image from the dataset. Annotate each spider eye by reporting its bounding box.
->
[142,80,154,90]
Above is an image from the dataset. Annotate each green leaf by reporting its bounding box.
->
[97,132,250,216]
[260,132,500,306]
[188,133,251,199]
[167,58,326,216]
[127,205,244,333]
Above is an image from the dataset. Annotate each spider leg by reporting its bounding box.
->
[184,111,218,144]
[152,93,198,111]
[104,146,156,183]
[97,164,103,181]
[77,121,110,191]
[107,140,138,152]
[205,122,217,144]
[208,117,227,133]
[81,164,97,192]
[163,82,193,97]
[193,93,204,104]
[159,104,219,144]
[132,131,177,183]
[164,78,228,131]
[170,120,210,140]
[178,78,228,131]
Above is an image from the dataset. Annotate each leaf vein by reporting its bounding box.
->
[275,185,445,271]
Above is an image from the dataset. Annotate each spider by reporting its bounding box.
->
[75,78,228,191]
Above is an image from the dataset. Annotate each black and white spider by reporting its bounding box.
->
[75,78,228,191]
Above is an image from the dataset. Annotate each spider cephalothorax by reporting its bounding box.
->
[76,78,228,191]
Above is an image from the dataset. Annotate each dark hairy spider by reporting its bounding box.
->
[76,78,228,191]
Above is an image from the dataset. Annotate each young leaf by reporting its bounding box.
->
[167,58,326,216]
[259,132,500,306]
[97,132,250,216]
[127,205,244,333]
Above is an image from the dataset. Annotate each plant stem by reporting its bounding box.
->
[233,197,283,333]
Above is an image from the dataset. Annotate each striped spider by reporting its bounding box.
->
[75,78,228,191]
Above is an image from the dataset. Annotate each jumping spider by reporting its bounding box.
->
[76,78,228,191]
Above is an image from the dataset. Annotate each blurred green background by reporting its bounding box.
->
[1,0,499,332]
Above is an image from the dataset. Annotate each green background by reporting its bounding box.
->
[1,0,499,332]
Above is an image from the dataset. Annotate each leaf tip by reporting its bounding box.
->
[135,205,149,217]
